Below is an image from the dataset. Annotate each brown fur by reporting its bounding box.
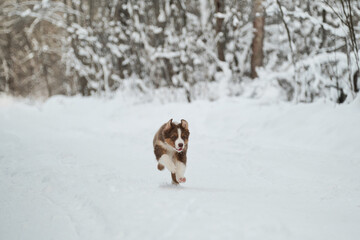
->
[153,119,190,184]
[154,145,166,160]
[174,151,187,164]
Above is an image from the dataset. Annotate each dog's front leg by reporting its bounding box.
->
[158,154,176,173]
[175,161,186,183]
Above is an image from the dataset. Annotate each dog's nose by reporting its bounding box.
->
[178,143,183,148]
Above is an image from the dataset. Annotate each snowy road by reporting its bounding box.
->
[1,96,360,240]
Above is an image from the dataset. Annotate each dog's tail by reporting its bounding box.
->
[171,173,179,184]
[157,163,164,171]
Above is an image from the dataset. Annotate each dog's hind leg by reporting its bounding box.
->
[171,173,179,184]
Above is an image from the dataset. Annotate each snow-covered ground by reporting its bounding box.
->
[1,96,360,240]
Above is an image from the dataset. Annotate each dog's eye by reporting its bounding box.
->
[171,136,177,141]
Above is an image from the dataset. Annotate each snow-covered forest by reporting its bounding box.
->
[1,0,359,103]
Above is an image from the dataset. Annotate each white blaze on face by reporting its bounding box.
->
[175,128,184,151]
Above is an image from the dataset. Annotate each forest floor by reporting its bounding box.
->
[1,95,360,240]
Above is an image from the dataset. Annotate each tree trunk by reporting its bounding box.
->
[319,9,327,49]
[88,0,94,26]
[250,0,265,79]
[43,63,52,97]
[4,33,14,93]
[214,0,225,61]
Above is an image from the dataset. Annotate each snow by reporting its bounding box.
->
[199,0,209,30]
[214,12,227,19]
[20,9,31,17]
[149,25,163,34]
[158,9,166,23]
[151,51,181,60]
[1,95,360,240]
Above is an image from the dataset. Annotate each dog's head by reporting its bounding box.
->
[163,119,190,152]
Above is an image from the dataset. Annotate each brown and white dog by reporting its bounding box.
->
[153,119,190,184]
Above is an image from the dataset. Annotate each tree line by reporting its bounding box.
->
[0,0,359,103]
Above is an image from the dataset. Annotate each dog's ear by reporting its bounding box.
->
[164,119,173,131]
[181,119,188,130]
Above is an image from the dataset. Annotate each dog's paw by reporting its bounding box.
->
[157,163,165,171]
[178,177,186,183]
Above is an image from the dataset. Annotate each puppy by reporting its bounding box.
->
[153,119,190,184]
